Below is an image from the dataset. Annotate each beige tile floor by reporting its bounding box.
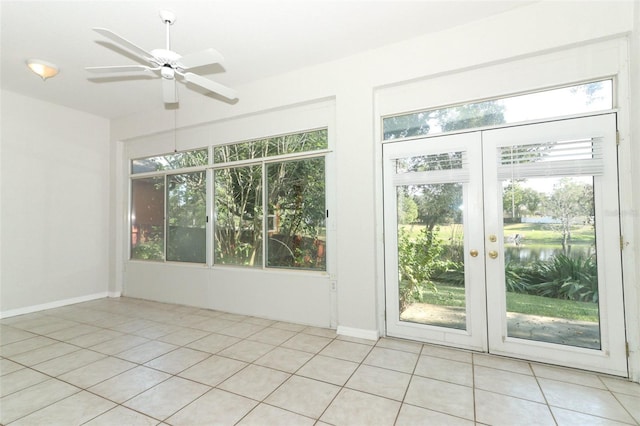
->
[1,297,639,425]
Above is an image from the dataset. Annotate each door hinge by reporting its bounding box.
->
[616,131,620,146]
[626,341,630,358]
[620,235,625,251]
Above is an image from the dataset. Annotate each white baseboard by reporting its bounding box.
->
[336,325,379,341]
[0,292,113,319]
[108,291,122,298]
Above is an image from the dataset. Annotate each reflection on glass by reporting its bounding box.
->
[131,177,165,260]
[397,182,466,330]
[383,79,612,140]
[395,151,463,174]
[213,129,328,163]
[502,177,601,349]
[132,149,208,174]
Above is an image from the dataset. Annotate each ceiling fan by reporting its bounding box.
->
[86,10,237,104]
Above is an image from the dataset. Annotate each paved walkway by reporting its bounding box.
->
[401,303,600,349]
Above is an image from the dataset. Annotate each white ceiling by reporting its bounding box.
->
[1,1,533,119]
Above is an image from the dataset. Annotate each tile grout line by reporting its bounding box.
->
[3,298,640,425]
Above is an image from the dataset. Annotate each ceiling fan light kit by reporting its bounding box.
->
[27,59,59,80]
[86,10,236,104]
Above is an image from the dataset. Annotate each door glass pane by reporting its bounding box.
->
[397,182,466,330]
[502,176,601,349]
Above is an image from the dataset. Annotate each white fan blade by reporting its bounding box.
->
[86,65,152,73]
[177,48,224,69]
[183,72,237,100]
[93,28,155,62]
[162,77,178,103]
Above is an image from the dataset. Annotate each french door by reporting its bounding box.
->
[383,114,627,376]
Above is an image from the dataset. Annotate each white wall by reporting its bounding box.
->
[110,1,639,376]
[0,90,111,316]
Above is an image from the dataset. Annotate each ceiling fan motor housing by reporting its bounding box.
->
[152,49,181,70]
[160,66,175,79]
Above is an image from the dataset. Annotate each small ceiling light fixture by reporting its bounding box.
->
[26,59,59,80]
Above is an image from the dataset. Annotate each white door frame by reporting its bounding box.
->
[383,114,628,376]
[383,132,488,351]
[483,114,627,376]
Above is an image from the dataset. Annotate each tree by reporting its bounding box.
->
[397,189,418,225]
[545,178,594,252]
[384,99,505,139]
[413,183,462,232]
[522,187,543,216]
[435,101,505,132]
[502,181,543,218]
[267,156,326,269]
[383,112,430,140]
[214,130,327,268]
[570,80,606,105]
[214,164,263,266]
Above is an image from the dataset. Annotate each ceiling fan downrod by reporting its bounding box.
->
[159,10,176,51]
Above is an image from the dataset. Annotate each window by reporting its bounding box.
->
[129,129,328,271]
[214,164,263,267]
[130,149,208,262]
[383,80,613,140]
[214,129,328,270]
[131,177,165,260]
[132,149,208,173]
[167,171,206,263]
[267,157,325,269]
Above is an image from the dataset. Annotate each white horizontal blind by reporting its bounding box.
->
[497,137,604,180]
[393,150,470,185]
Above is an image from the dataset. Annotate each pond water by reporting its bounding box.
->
[504,244,595,264]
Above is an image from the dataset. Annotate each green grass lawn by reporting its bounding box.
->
[503,222,595,244]
[421,284,598,322]
[400,222,595,245]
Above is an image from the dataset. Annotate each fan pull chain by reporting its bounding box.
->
[173,107,177,153]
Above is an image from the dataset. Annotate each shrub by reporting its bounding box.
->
[506,254,599,303]
[131,242,164,260]
[398,227,460,311]
[504,262,529,293]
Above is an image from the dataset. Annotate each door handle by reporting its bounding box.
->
[488,250,498,259]
[470,249,479,257]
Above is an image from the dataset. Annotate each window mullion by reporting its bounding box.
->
[262,162,268,269]
[210,149,331,170]
[207,168,214,267]
[163,174,168,262]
